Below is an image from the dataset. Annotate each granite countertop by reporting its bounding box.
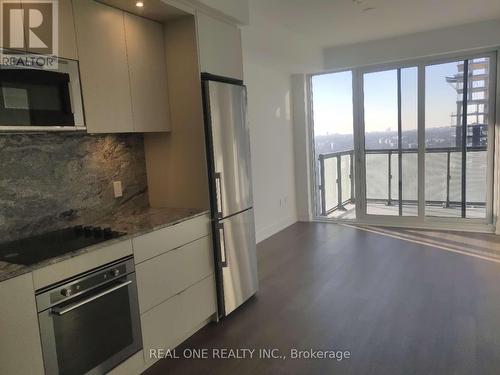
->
[0,207,209,283]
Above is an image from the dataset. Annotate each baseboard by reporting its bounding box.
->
[256,215,297,243]
[297,213,311,222]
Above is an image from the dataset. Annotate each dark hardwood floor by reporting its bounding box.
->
[144,222,500,375]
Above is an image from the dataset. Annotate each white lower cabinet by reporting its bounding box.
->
[136,235,214,313]
[0,273,44,375]
[178,273,217,336]
[141,292,182,365]
[133,214,211,264]
[141,275,217,366]
[0,215,215,375]
[134,214,217,369]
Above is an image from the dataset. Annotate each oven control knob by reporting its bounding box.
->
[61,288,72,297]
[111,269,120,277]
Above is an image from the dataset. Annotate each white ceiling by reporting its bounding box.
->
[252,0,500,48]
[99,0,188,22]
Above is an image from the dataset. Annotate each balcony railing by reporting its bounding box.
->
[318,147,487,216]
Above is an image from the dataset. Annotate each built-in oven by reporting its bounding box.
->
[36,256,142,375]
[0,49,84,131]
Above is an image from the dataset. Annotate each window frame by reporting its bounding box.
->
[307,49,498,232]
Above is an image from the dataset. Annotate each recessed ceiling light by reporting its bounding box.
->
[136,1,144,7]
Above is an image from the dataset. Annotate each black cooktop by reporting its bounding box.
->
[0,226,126,266]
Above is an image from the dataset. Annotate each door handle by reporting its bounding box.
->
[215,172,223,218]
[51,280,132,316]
[217,222,228,268]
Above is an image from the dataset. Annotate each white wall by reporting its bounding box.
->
[291,74,314,222]
[324,19,500,70]
[241,1,322,242]
[241,7,500,237]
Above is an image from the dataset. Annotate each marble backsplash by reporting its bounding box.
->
[0,133,149,243]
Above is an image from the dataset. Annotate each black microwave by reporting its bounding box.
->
[0,55,84,131]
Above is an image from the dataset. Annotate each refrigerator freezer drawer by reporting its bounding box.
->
[218,208,258,315]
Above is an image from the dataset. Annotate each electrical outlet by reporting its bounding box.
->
[113,181,123,198]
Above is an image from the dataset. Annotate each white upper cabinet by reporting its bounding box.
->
[124,12,171,132]
[196,11,243,80]
[73,0,171,133]
[73,0,134,133]
[0,1,22,51]
[57,0,78,60]
[1,0,77,59]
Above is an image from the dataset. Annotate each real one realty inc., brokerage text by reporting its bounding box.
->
[149,348,351,361]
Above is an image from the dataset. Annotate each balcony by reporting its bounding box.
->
[318,147,487,219]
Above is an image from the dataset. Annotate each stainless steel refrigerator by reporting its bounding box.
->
[201,73,259,318]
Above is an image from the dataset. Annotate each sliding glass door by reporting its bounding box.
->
[425,58,492,219]
[311,71,356,219]
[362,67,419,217]
[357,53,495,224]
[363,69,398,216]
[310,51,496,229]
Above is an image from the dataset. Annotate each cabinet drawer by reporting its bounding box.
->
[141,275,216,365]
[133,214,210,263]
[141,293,182,365]
[178,274,217,337]
[136,235,213,313]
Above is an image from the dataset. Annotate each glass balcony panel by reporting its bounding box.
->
[323,157,338,213]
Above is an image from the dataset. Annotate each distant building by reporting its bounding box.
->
[446,58,489,147]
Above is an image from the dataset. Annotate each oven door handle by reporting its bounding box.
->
[51,280,132,316]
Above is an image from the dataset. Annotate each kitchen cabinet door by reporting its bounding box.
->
[57,0,78,59]
[0,274,44,375]
[73,0,134,133]
[0,1,24,51]
[22,0,77,59]
[124,12,171,132]
[196,12,243,80]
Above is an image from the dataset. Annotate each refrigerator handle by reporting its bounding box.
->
[215,172,223,219]
[217,222,228,268]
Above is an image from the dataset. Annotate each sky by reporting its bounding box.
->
[311,61,469,136]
